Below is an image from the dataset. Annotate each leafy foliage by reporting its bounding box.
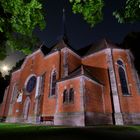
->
[113,0,140,23]
[69,0,104,27]
[0,0,46,60]
[0,0,139,60]
[0,0,45,35]
[6,33,40,54]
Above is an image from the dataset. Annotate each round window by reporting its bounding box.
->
[26,76,37,93]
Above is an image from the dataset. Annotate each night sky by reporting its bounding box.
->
[34,0,139,47]
[0,0,140,74]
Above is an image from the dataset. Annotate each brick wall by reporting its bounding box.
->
[82,50,113,113]
[56,77,82,113]
[113,49,140,113]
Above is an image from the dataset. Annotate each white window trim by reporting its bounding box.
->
[49,69,57,97]
[11,83,18,103]
[117,59,130,95]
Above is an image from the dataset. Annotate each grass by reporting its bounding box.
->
[1,123,140,140]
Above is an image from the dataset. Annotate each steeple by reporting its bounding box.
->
[62,8,69,44]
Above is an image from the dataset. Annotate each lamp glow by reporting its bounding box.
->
[2,65,9,72]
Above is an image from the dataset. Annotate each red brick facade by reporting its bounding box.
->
[0,39,140,126]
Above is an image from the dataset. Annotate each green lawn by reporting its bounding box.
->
[1,123,140,140]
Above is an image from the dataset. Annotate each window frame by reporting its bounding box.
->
[63,88,75,104]
[117,59,130,96]
[69,88,74,103]
[49,69,57,97]
[63,89,69,103]
[24,74,37,95]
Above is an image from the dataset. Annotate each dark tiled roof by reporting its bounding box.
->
[40,38,66,56]
[76,45,91,56]
[41,38,120,57]
[77,38,120,57]
[40,44,51,56]
[58,65,102,85]
[40,36,78,56]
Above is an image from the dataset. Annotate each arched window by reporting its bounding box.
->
[69,88,74,103]
[63,89,68,103]
[63,88,74,104]
[11,83,18,103]
[40,72,46,95]
[117,60,130,95]
[50,70,57,96]
[23,97,31,120]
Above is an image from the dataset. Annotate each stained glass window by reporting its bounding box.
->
[63,89,68,103]
[11,84,18,102]
[69,88,74,103]
[40,73,46,95]
[63,88,74,104]
[117,60,123,66]
[117,60,130,95]
[26,76,37,93]
[50,71,56,96]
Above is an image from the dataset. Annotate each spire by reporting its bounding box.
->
[62,8,68,43]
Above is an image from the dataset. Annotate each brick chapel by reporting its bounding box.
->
[0,37,140,126]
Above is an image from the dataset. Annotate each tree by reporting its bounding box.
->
[70,0,140,25]
[0,0,45,59]
[0,0,105,60]
[69,0,104,27]
[0,0,139,60]
[113,0,140,23]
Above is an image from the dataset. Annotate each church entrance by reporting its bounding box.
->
[23,97,31,121]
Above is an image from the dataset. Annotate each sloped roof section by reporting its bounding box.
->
[40,35,78,56]
[50,38,68,52]
[40,44,51,56]
[77,38,120,56]
[40,38,120,57]
[59,65,102,85]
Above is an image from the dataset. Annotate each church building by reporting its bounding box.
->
[0,38,140,126]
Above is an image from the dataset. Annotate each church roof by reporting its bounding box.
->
[40,38,120,57]
[40,37,78,56]
[77,38,120,56]
[40,7,121,57]
[40,44,51,56]
[59,65,102,85]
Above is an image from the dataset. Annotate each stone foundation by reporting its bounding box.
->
[6,116,23,123]
[85,112,113,125]
[25,116,37,124]
[54,112,85,126]
[6,116,38,124]
[6,113,140,126]
[114,112,124,125]
[122,113,140,125]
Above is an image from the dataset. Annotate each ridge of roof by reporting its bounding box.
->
[79,38,119,56]
[40,38,121,57]
[58,65,102,85]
